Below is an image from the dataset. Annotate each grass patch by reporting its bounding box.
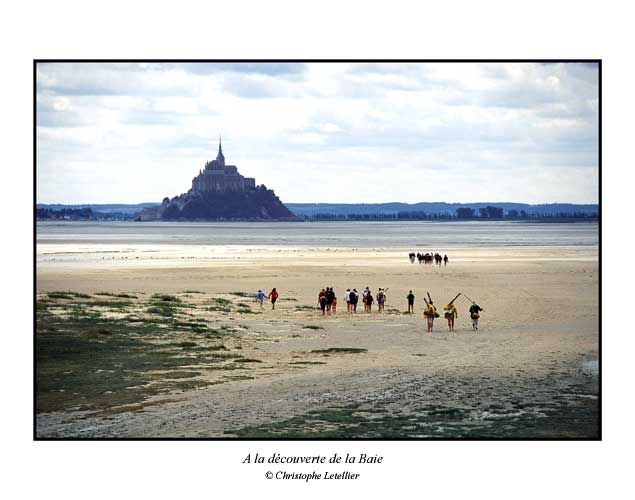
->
[211,297,232,306]
[152,294,182,303]
[48,291,92,300]
[201,344,228,351]
[35,299,240,416]
[208,306,232,313]
[229,291,251,297]
[295,305,316,311]
[233,358,263,363]
[89,300,134,309]
[302,325,324,330]
[95,292,138,299]
[237,306,255,314]
[311,348,367,354]
[146,294,191,318]
[182,290,205,294]
[147,305,176,317]
[174,341,198,348]
[289,361,327,365]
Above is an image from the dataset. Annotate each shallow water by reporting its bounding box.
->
[37,221,599,248]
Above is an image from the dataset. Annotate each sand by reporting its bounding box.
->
[35,246,599,438]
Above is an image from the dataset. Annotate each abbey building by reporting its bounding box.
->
[191,139,256,193]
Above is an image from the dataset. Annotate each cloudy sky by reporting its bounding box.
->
[36,62,599,204]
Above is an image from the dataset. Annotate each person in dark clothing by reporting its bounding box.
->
[318,288,327,315]
[326,287,335,314]
[406,290,415,314]
[350,289,359,313]
[469,302,484,330]
[365,292,374,312]
[319,294,327,314]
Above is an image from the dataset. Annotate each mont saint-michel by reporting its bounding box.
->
[138,140,298,221]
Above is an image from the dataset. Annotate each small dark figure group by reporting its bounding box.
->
[317,287,337,315]
[410,251,449,266]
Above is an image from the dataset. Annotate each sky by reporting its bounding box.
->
[36,62,599,204]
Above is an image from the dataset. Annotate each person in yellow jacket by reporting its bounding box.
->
[444,303,458,332]
[424,300,437,332]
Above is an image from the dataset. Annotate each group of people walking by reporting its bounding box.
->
[317,287,389,315]
[257,287,484,332]
[409,251,448,266]
[417,292,483,332]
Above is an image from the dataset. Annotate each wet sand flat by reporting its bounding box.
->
[35,246,599,438]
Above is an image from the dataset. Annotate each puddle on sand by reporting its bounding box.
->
[581,359,599,375]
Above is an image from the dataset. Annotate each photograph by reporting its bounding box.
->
[34,61,600,439]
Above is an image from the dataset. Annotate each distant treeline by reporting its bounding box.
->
[303,206,598,221]
[36,207,129,221]
[36,207,93,220]
[36,202,600,222]
[287,202,598,217]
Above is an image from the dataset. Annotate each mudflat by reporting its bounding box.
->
[35,246,599,438]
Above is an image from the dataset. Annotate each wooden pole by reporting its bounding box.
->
[448,292,461,305]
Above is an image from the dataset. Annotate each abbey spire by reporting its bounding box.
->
[216,136,225,165]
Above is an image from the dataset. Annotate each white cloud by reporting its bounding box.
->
[36,62,599,204]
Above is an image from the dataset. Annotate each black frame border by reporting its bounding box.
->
[33,59,602,442]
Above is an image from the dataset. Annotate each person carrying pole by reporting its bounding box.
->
[462,293,484,331]
[443,293,461,332]
[423,294,438,332]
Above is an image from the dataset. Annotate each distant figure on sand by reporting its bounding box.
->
[327,287,335,314]
[345,288,351,313]
[443,254,448,266]
[362,287,371,312]
[407,290,415,314]
[365,291,374,312]
[424,300,437,332]
[318,288,327,315]
[350,289,359,313]
[256,289,266,310]
[444,302,458,331]
[325,287,333,313]
[332,294,337,314]
[268,288,279,310]
[377,288,386,313]
[469,302,483,330]
[318,289,326,316]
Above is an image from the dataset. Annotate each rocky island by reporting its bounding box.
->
[138,140,298,221]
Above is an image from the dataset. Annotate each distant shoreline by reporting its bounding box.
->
[35,217,599,224]
[35,201,599,223]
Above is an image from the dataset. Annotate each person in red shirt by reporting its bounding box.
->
[268,288,279,310]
